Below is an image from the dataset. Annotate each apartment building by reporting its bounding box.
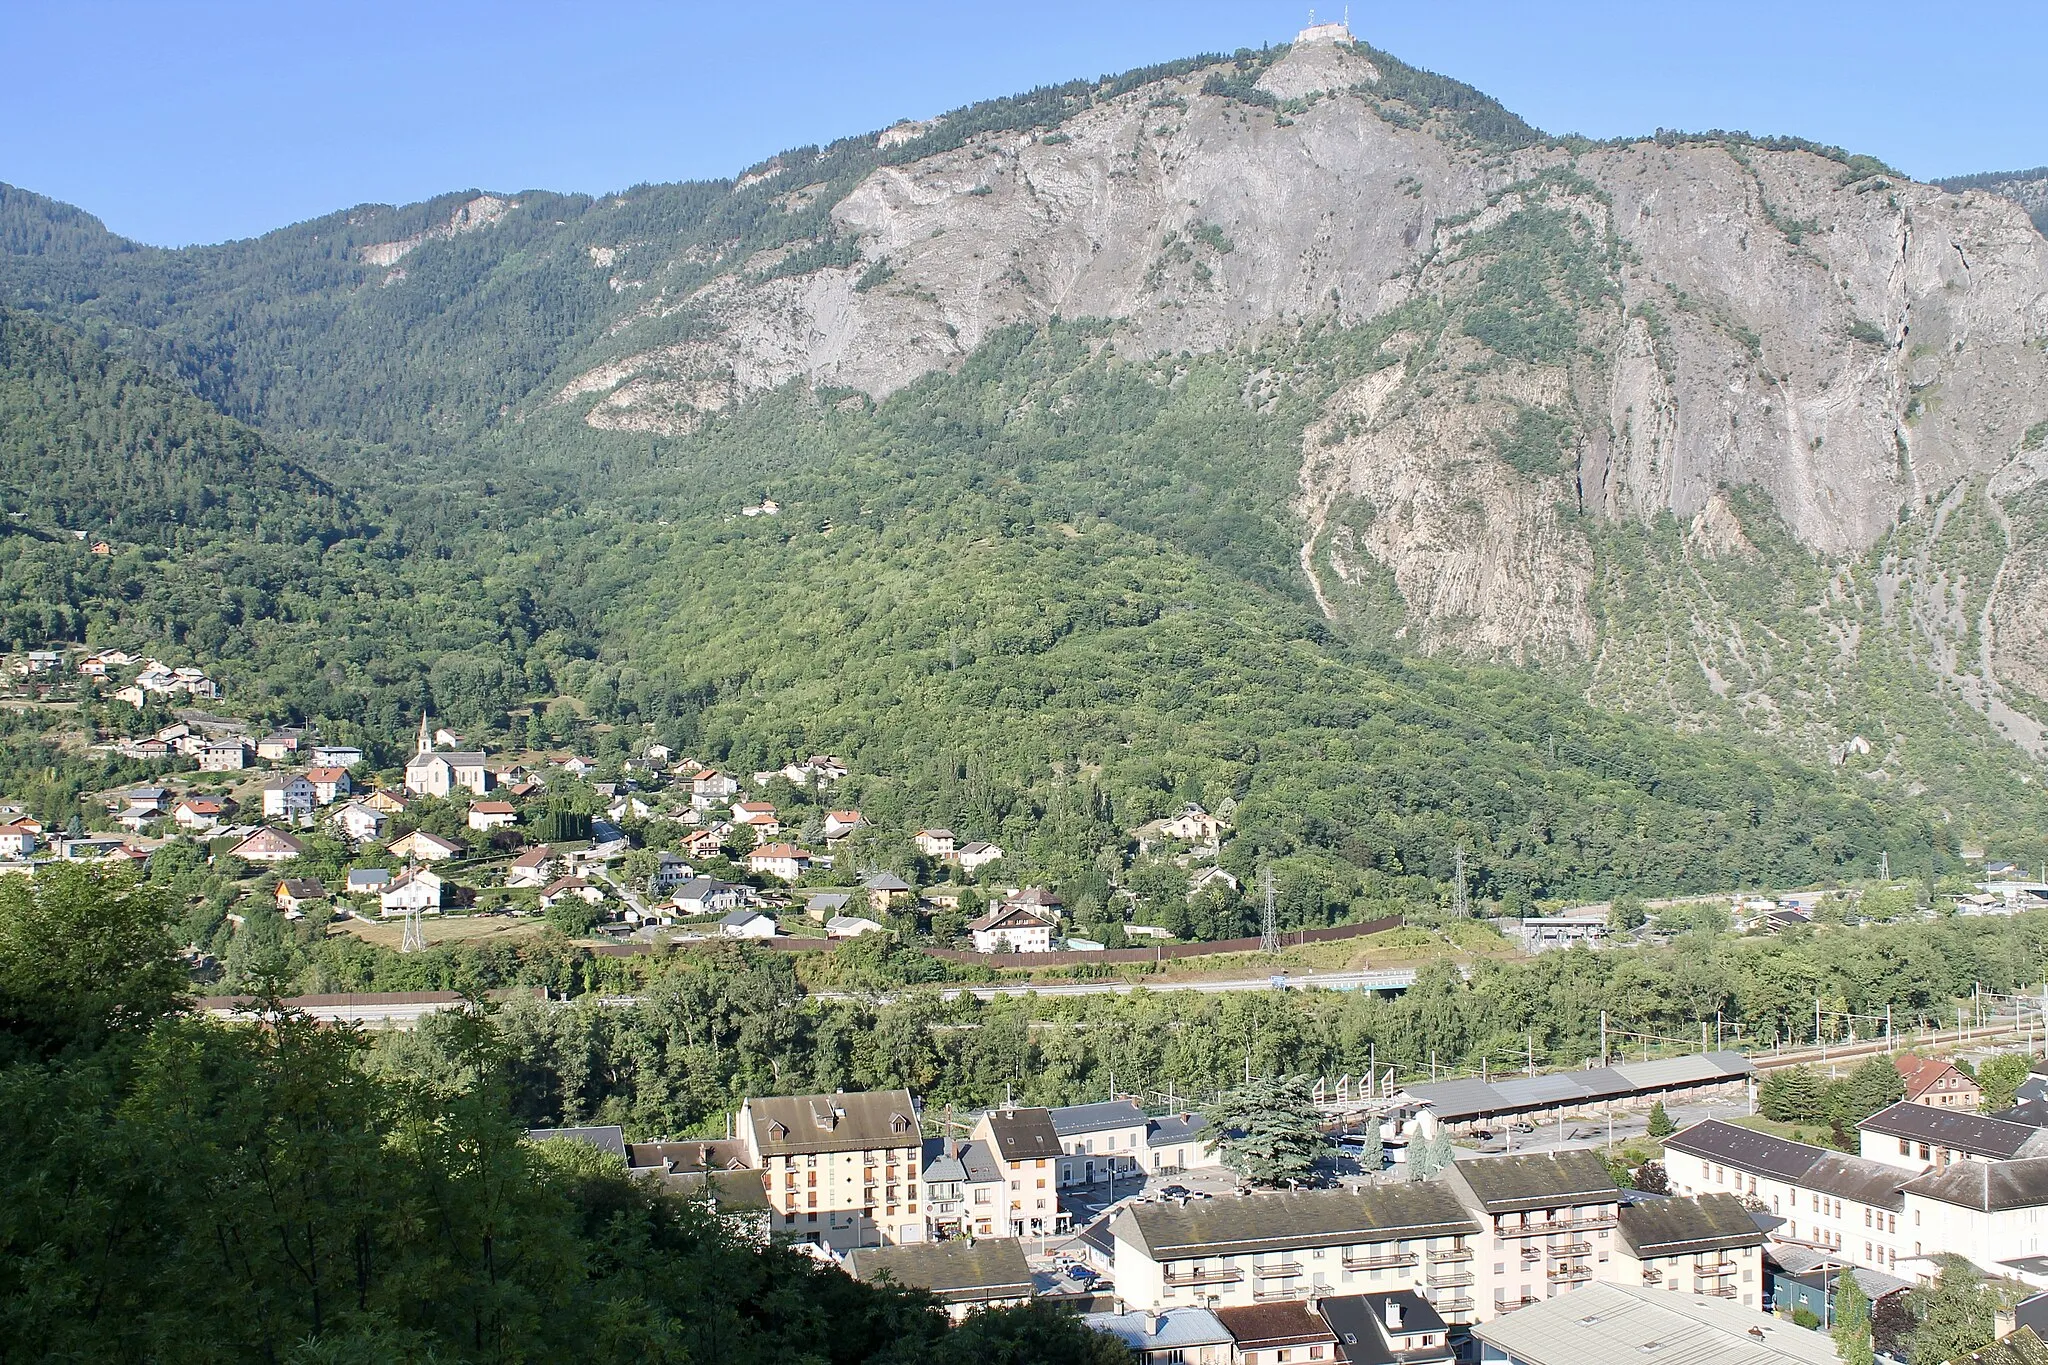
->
[1051,1100,1152,1189]
[970,1107,1066,1236]
[1665,1121,1912,1276]
[1108,1183,1481,1321]
[738,1089,924,1250]
[1858,1102,2048,1174]
[1613,1193,1766,1309]
[1443,1151,1621,1315]
[921,1136,1006,1239]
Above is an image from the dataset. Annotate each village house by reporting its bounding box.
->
[690,769,740,809]
[968,905,1055,954]
[952,841,1004,873]
[227,827,306,864]
[256,732,300,763]
[862,871,914,915]
[467,800,518,832]
[672,876,747,918]
[305,766,352,805]
[275,878,326,913]
[745,843,811,882]
[1896,1054,1982,1110]
[380,867,443,916]
[719,908,779,939]
[346,868,391,896]
[173,797,230,832]
[506,845,559,888]
[362,788,409,814]
[823,809,866,842]
[913,828,957,859]
[197,739,249,772]
[649,851,693,893]
[262,775,317,822]
[310,744,365,768]
[970,1107,1066,1238]
[538,876,605,910]
[388,829,462,863]
[739,1088,923,1250]
[732,801,781,842]
[826,914,885,938]
[682,826,729,859]
[0,821,38,859]
[330,801,387,843]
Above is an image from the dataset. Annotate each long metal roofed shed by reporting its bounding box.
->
[1111,1183,1478,1261]
[525,1125,628,1159]
[1398,1052,1749,1125]
[847,1238,1034,1306]
[1664,1119,1827,1184]
[1860,1101,2048,1160]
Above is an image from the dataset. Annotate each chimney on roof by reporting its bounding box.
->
[1141,1309,1161,1336]
[1385,1299,1403,1330]
[700,1143,714,1169]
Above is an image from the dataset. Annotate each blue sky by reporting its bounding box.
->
[5,0,2043,246]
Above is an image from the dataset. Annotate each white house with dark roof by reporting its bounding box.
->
[1049,1099,1152,1189]
[971,1107,1067,1237]
[262,774,317,821]
[379,867,443,915]
[921,1135,1007,1239]
[1859,1100,2048,1174]
[968,905,1055,953]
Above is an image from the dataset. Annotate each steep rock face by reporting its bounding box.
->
[520,39,2048,755]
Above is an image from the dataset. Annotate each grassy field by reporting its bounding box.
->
[335,911,547,951]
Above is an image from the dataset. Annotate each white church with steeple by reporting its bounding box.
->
[402,714,492,798]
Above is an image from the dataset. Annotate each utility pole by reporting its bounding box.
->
[1261,867,1278,955]
[1600,1011,1608,1067]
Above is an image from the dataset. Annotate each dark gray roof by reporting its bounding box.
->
[921,1137,1002,1185]
[1404,1054,1750,1123]
[1148,1112,1206,1145]
[1319,1292,1451,1365]
[1665,1120,1825,1183]
[982,1107,1063,1162]
[526,1125,627,1158]
[1860,1101,2048,1159]
[1451,1149,1618,1213]
[1904,1157,2048,1212]
[626,1139,749,1173]
[1801,1153,1906,1211]
[1618,1193,1766,1257]
[1049,1099,1148,1137]
[862,872,913,892]
[745,1090,920,1157]
[849,1238,1035,1302]
[1112,1183,1478,1260]
[1956,1326,2048,1365]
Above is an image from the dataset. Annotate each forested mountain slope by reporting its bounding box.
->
[4,33,2048,886]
